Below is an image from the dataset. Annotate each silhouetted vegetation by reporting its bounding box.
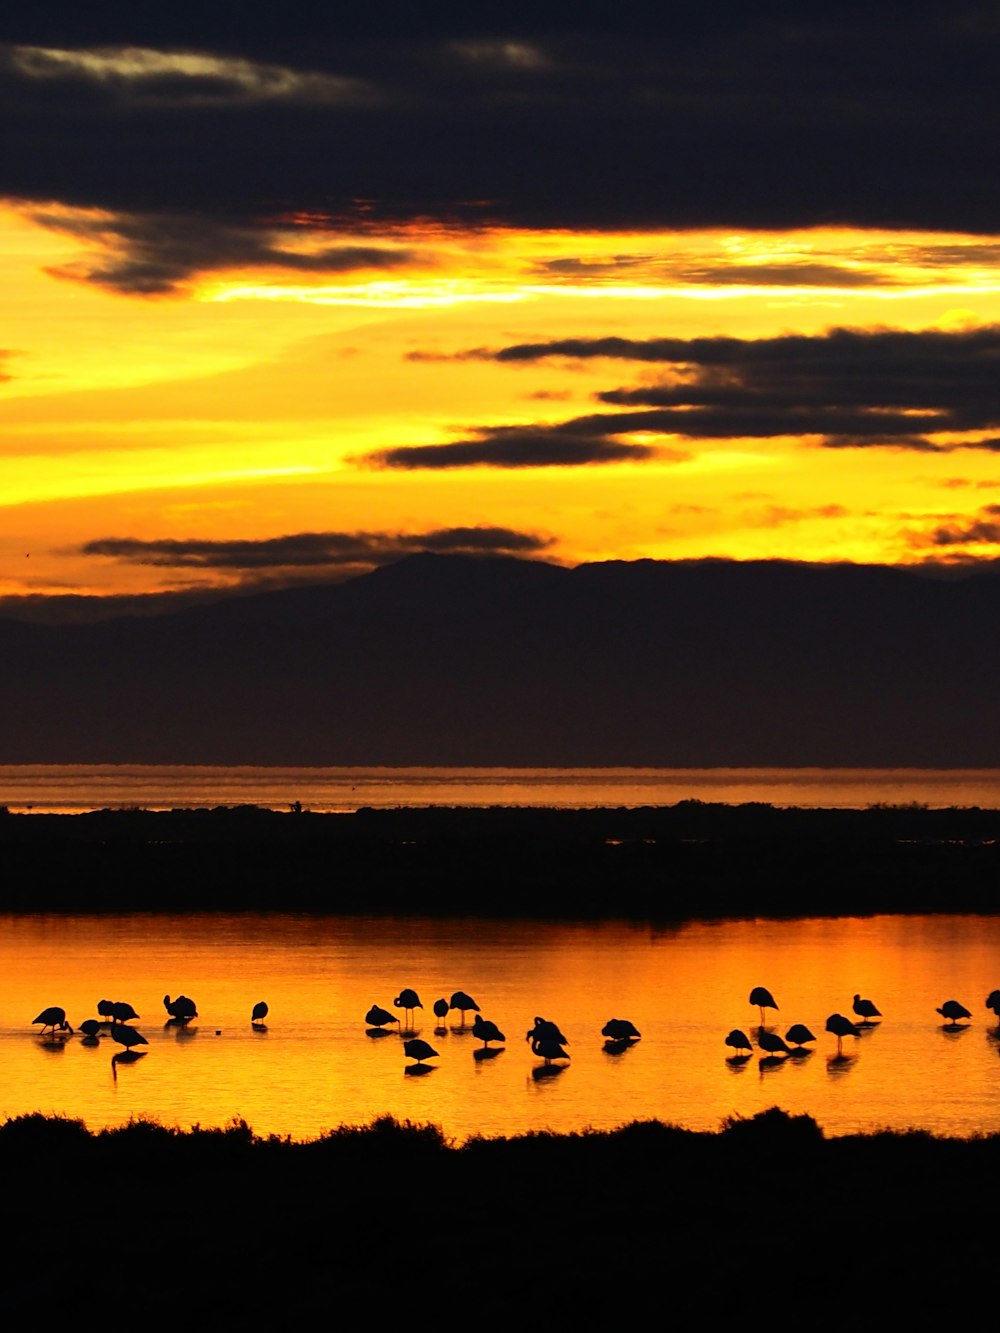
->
[1,802,999,917]
[0,1107,994,1316]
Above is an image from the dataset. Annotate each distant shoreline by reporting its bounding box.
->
[3,802,999,917]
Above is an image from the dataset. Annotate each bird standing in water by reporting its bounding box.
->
[725,1029,753,1056]
[852,994,881,1025]
[403,1038,438,1067]
[749,987,779,1027]
[472,1016,505,1048]
[825,1013,861,1055]
[393,989,423,1029]
[937,1000,971,1026]
[33,1007,72,1035]
[251,1001,269,1025]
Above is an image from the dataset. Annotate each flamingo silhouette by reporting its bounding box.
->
[986,991,1000,1023]
[471,1016,505,1048]
[529,1035,569,1065]
[111,1025,148,1052]
[725,1028,753,1056]
[432,998,449,1025]
[449,991,480,1025]
[365,1005,398,1030]
[757,1029,791,1058]
[937,999,971,1026]
[251,1001,269,1025]
[852,994,881,1024]
[526,1017,568,1046]
[393,989,422,1029]
[785,1023,816,1050]
[601,1018,641,1042]
[163,995,197,1022]
[403,1038,438,1067]
[825,1013,861,1054]
[33,1007,72,1035]
[749,987,778,1026]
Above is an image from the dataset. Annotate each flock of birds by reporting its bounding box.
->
[30,987,636,1075]
[33,984,1000,1076]
[724,986,1000,1062]
[31,995,270,1071]
[362,988,640,1072]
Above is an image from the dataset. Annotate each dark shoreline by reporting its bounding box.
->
[3,801,999,917]
[5,1108,995,1315]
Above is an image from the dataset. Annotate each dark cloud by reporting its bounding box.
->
[364,421,665,469]
[32,209,420,294]
[485,326,1000,451]
[928,505,1000,547]
[80,526,554,569]
[2,5,1000,248]
[670,262,893,288]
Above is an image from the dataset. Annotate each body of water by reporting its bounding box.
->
[2,764,1000,813]
[5,912,1000,1141]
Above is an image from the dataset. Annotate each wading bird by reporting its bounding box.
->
[403,1038,438,1067]
[365,1005,398,1030]
[825,1013,861,1055]
[33,1007,72,1035]
[111,1025,148,1052]
[749,987,779,1026]
[432,998,449,1025]
[601,1018,641,1042]
[393,989,422,1028]
[725,1029,753,1056]
[529,1034,570,1065]
[111,1002,140,1025]
[251,1001,269,1025]
[471,1016,505,1048]
[986,991,1000,1022]
[449,991,480,1024]
[852,994,881,1024]
[526,1017,568,1047]
[785,1024,816,1050]
[757,1029,791,1058]
[163,995,198,1022]
[937,1000,971,1026]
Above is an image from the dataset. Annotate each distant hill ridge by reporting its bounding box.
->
[0,554,997,765]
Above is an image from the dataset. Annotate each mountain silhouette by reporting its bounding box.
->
[0,554,997,765]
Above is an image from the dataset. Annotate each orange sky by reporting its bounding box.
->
[4,201,1000,601]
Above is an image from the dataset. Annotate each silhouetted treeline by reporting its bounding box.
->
[1,802,999,916]
[1,1107,993,1317]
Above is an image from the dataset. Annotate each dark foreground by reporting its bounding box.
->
[2,1108,991,1318]
[2,802,999,917]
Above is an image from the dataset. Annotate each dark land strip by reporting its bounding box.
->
[0,1108,993,1318]
[1,802,999,917]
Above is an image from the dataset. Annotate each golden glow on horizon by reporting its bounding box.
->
[2,202,1000,599]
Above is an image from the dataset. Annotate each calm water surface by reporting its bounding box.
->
[5,912,1000,1141]
[2,764,1000,812]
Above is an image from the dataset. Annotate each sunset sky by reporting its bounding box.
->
[4,4,1000,611]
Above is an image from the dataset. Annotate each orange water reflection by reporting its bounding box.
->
[3,913,1000,1141]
